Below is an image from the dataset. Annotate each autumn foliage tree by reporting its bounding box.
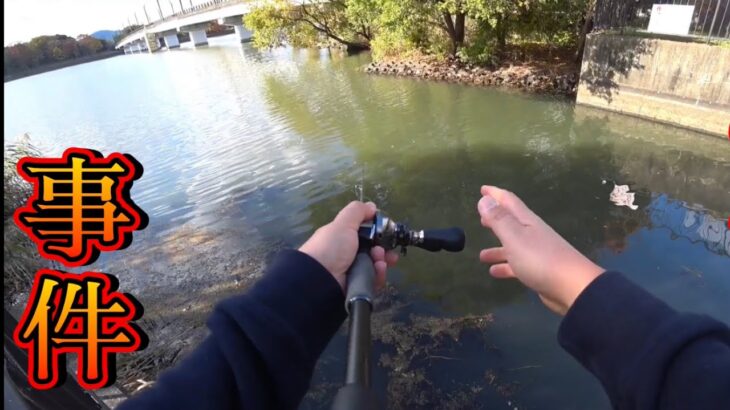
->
[78,35,104,55]
[4,34,115,77]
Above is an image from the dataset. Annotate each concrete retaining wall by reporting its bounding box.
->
[576,33,730,138]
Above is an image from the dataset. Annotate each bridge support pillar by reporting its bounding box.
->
[179,22,209,48]
[144,32,161,53]
[162,30,181,49]
[233,24,252,43]
[218,16,252,43]
[189,30,208,47]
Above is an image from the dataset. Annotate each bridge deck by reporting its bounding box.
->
[116,0,252,48]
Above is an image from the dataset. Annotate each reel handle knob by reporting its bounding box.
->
[417,228,466,252]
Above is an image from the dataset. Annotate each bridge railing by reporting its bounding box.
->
[117,0,244,47]
[158,0,241,23]
[594,0,729,41]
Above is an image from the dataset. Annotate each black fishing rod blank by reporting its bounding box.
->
[332,213,465,410]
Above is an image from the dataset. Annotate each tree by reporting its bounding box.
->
[4,44,36,72]
[78,35,104,55]
[575,0,596,62]
[51,46,65,61]
[4,33,112,76]
[26,35,80,64]
[245,0,373,52]
[437,0,467,55]
[244,0,593,65]
[367,0,432,59]
[207,21,233,36]
[61,38,80,58]
[29,36,52,65]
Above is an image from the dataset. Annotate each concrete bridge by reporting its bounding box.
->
[116,0,255,54]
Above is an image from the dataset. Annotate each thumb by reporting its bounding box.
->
[334,201,377,230]
[478,195,525,244]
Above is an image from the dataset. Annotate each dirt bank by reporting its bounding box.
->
[108,223,282,394]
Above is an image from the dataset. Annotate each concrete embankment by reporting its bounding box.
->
[576,33,730,138]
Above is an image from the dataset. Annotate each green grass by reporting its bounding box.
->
[4,135,47,300]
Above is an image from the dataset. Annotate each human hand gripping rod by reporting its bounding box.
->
[331,213,466,410]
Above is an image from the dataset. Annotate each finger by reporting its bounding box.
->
[479,247,506,264]
[478,195,525,243]
[489,263,516,279]
[481,185,506,198]
[480,185,536,222]
[370,246,386,264]
[385,250,399,266]
[335,201,377,230]
[370,247,389,290]
[374,260,387,290]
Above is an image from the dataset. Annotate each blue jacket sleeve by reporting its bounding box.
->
[118,249,347,410]
[558,271,730,409]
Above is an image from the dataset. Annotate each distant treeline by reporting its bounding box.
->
[4,21,245,78]
[4,34,118,77]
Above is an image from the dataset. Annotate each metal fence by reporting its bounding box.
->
[127,0,239,27]
[594,0,729,40]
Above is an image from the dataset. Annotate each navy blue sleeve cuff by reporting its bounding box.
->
[215,249,347,361]
[558,272,673,369]
[245,248,347,348]
[118,250,348,410]
[558,271,730,408]
[207,249,347,407]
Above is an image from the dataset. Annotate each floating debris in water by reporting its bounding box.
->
[603,180,639,210]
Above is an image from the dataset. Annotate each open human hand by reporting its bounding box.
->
[477,186,605,315]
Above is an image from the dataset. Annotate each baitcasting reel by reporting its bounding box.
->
[357,212,466,255]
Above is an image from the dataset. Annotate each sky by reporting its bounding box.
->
[4,0,205,45]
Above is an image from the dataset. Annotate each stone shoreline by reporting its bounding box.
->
[365,59,579,96]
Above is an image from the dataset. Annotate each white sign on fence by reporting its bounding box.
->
[647,4,695,36]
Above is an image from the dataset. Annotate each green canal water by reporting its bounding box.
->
[4,35,730,409]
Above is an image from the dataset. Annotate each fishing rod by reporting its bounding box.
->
[331,212,466,410]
